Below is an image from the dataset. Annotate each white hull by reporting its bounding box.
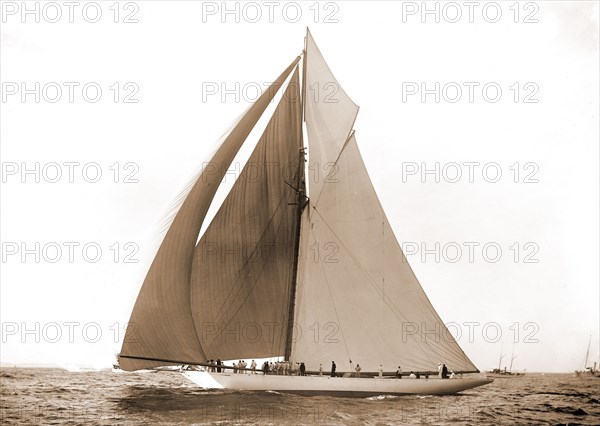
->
[183,371,492,397]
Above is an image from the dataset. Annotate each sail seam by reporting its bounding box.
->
[197,74,303,358]
[312,128,357,208]
[313,201,476,368]
[307,135,476,370]
[310,205,439,367]
[308,223,352,365]
[201,190,290,357]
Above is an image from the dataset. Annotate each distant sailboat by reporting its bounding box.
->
[488,344,525,377]
[575,335,599,377]
[118,29,492,396]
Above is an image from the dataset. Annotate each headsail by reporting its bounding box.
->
[190,67,304,361]
[291,33,478,374]
[119,57,300,371]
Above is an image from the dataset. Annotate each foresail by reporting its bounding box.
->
[119,57,300,371]
[190,67,303,362]
[292,135,478,374]
[293,32,477,374]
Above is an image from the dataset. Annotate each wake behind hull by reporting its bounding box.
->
[183,371,492,397]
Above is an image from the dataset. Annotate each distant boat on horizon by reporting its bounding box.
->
[487,345,525,377]
[487,368,526,378]
[575,335,600,378]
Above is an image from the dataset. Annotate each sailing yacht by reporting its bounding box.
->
[118,30,492,396]
[487,345,525,377]
[575,335,599,377]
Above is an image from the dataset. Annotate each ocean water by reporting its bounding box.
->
[1,368,598,425]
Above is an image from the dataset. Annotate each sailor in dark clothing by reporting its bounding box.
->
[299,362,306,376]
[216,359,222,373]
[331,361,337,377]
[395,366,402,379]
[441,363,449,379]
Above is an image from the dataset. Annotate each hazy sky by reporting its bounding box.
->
[1,1,598,373]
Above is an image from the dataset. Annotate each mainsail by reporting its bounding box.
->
[120,30,479,377]
[119,57,300,371]
[190,68,303,361]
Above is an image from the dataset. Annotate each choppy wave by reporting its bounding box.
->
[1,368,599,425]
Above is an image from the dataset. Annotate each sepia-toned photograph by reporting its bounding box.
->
[1,1,598,424]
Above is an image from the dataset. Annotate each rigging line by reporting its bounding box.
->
[309,223,352,364]
[284,129,306,361]
[206,99,302,323]
[394,246,476,366]
[304,144,440,362]
[194,177,287,327]
[382,197,385,324]
[198,65,302,248]
[200,171,290,333]
[157,65,295,246]
[202,191,291,356]
[310,206,439,367]
[152,61,300,259]
[301,29,307,123]
[312,128,357,208]
[154,124,242,240]
[201,130,301,356]
[313,206,433,361]
[376,216,476,367]
[196,109,294,324]
[310,206,410,322]
[205,67,297,248]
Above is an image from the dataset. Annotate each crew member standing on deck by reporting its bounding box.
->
[331,361,337,377]
[378,365,384,378]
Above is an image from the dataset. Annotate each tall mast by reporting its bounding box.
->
[284,146,307,361]
[584,334,591,369]
[284,39,308,360]
[509,354,517,371]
